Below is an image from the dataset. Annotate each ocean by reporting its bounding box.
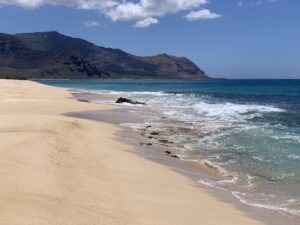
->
[40,79,300,216]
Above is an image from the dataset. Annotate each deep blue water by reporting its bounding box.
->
[40,79,300,112]
[40,79,300,215]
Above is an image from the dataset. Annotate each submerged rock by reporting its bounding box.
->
[116,97,146,105]
[158,140,170,144]
[164,151,179,159]
[140,143,153,146]
[148,136,156,139]
[170,154,179,159]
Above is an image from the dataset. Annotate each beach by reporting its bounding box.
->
[0,80,286,225]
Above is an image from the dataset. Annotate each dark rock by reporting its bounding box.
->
[170,154,179,159]
[140,143,153,146]
[164,151,171,155]
[116,97,146,105]
[78,99,89,103]
[159,139,170,144]
[150,131,159,135]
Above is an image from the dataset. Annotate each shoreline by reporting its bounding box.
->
[0,79,297,225]
[67,91,300,225]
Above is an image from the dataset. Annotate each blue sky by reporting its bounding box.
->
[0,0,299,79]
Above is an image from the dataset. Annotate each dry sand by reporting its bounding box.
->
[0,80,266,225]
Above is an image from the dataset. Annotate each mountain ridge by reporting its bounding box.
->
[0,31,210,80]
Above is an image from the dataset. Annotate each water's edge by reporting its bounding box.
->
[66,90,300,225]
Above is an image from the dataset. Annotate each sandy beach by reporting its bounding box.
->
[0,80,270,225]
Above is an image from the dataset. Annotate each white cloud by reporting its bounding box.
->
[237,0,278,8]
[105,0,209,21]
[134,17,158,28]
[185,9,221,21]
[0,0,117,9]
[82,20,100,27]
[0,0,41,8]
[0,0,221,28]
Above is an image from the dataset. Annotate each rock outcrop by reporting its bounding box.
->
[116,97,146,105]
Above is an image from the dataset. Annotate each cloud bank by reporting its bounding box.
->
[0,0,221,28]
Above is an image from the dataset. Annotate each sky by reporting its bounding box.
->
[0,0,299,79]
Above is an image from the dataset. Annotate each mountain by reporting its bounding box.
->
[0,31,210,80]
[0,33,107,79]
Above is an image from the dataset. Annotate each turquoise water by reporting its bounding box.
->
[40,79,300,215]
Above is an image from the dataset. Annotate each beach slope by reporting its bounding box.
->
[0,80,265,225]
